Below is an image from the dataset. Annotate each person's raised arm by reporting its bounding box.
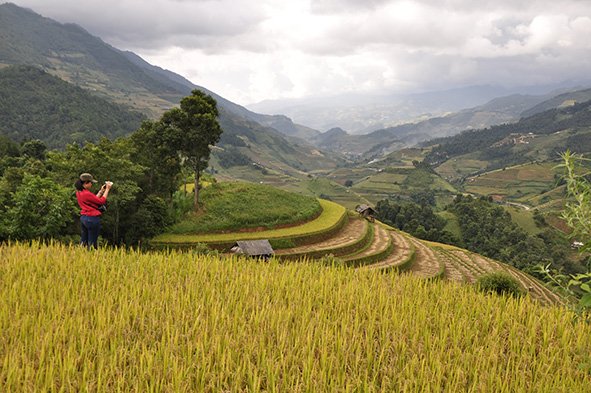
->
[97,182,112,200]
[97,184,106,198]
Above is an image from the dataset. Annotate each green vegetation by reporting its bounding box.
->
[0,174,76,240]
[0,89,222,246]
[2,243,590,391]
[561,151,591,252]
[504,206,541,235]
[540,151,591,312]
[477,272,525,298]
[168,182,322,234]
[0,66,145,147]
[151,199,345,246]
[159,90,223,210]
[448,195,579,274]
[376,199,456,244]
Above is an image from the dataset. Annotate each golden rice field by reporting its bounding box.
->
[1,243,590,392]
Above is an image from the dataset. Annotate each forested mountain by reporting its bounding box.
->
[0,65,145,147]
[0,3,339,173]
[521,88,591,118]
[424,97,591,170]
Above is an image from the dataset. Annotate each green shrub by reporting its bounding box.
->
[270,238,296,249]
[477,272,525,297]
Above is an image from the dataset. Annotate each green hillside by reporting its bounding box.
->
[0,3,186,116]
[425,98,591,175]
[3,243,588,391]
[0,65,145,147]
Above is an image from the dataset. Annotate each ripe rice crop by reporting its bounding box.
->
[1,243,590,391]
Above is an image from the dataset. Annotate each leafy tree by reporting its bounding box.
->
[1,174,76,240]
[47,140,145,244]
[130,120,182,198]
[160,90,222,210]
[21,139,47,161]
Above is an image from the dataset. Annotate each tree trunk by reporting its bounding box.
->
[194,169,200,211]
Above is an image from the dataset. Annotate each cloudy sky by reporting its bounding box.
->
[10,0,591,105]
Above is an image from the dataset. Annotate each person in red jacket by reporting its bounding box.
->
[75,173,112,249]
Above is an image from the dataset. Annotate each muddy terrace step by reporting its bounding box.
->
[362,230,414,272]
[406,237,445,279]
[342,224,393,267]
[276,218,370,259]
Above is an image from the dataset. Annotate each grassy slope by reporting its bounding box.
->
[503,205,542,235]
[153,198,345,244]
[169,182,321,234]
[2,243,589,391]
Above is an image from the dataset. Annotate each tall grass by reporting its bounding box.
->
[1,243,590,391]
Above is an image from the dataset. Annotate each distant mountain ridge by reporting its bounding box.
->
[423,97,591,174]
[307,89,586,159]
[248,84,589,135]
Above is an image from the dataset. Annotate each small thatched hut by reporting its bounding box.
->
[230,240,274,259]
[355,204,376,222]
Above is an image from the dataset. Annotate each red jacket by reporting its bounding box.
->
[76,190,106,217]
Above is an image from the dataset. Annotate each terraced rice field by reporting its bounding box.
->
[364,231,413,271]
[157,203,563,305]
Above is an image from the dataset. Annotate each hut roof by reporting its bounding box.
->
[355,204,375,214]
[232,240,274,256]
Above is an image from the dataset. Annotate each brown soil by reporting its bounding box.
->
[364,231,412,270]
[344,225,390,260]
[407,238,443,278]
[275,218,367,255]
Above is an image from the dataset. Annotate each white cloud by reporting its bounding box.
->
[8,0,591,104]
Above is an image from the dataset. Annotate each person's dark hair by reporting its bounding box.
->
[74,179,85,191]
